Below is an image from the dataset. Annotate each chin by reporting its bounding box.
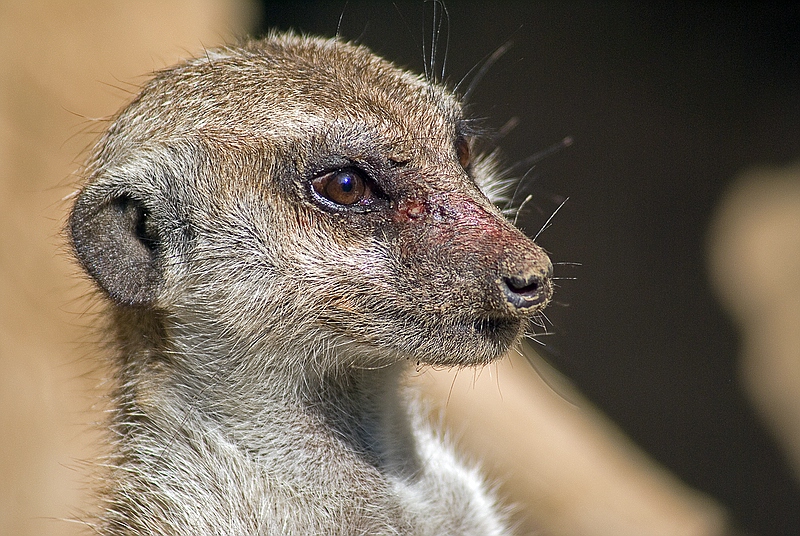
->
[412,315,525,368]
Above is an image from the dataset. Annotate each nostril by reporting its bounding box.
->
[501,273,551,310]
[504,275,541,296]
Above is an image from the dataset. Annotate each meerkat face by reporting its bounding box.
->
[70,34,552,372]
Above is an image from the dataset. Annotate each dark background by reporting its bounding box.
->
[254,3,800,535]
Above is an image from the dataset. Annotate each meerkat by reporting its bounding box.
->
[69,32,553,535]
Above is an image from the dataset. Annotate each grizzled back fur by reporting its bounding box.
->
[69,33,552,535]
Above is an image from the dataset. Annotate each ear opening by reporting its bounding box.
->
[70,189,162,306]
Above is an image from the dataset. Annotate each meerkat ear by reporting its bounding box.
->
[70,190,162,306]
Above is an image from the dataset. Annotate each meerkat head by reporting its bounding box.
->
[69,33,552,375]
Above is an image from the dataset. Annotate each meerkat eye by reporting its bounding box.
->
[456,136,471,170]
[311,168,372,206]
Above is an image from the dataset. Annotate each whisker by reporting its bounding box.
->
[518,342,579,407]
[420,2,431,82]
[510,136,574,174]
[458,41,512,102]
[425,0,450,83]
[335,2,348,41]
[439,1,450,82]
[534,196,569,241]
[524,334,548,346]
[512,194,533,226]
[506,167,530,213]
[496,116,520,141]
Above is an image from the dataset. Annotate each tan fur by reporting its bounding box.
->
[69,33,552,535]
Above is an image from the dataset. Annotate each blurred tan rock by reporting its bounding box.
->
[0,2,254,535]
[419,347,730,536]
[709,162,800,480]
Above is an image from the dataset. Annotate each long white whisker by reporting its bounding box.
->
[512,194,533,226]
[534,196,569,241]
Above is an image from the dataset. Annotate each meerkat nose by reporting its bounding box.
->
[499,260,553,310]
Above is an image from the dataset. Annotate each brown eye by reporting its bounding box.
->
[456,136,471,170]
[311,168,369,206]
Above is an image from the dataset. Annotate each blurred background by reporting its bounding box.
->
[1,2,798,536]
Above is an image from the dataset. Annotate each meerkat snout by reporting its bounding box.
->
[68,33,554,535]
[501,268,552,310]
[496,236,554,311]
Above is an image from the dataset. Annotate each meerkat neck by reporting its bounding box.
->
[114,321,418,477]
[311,364,421,477]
